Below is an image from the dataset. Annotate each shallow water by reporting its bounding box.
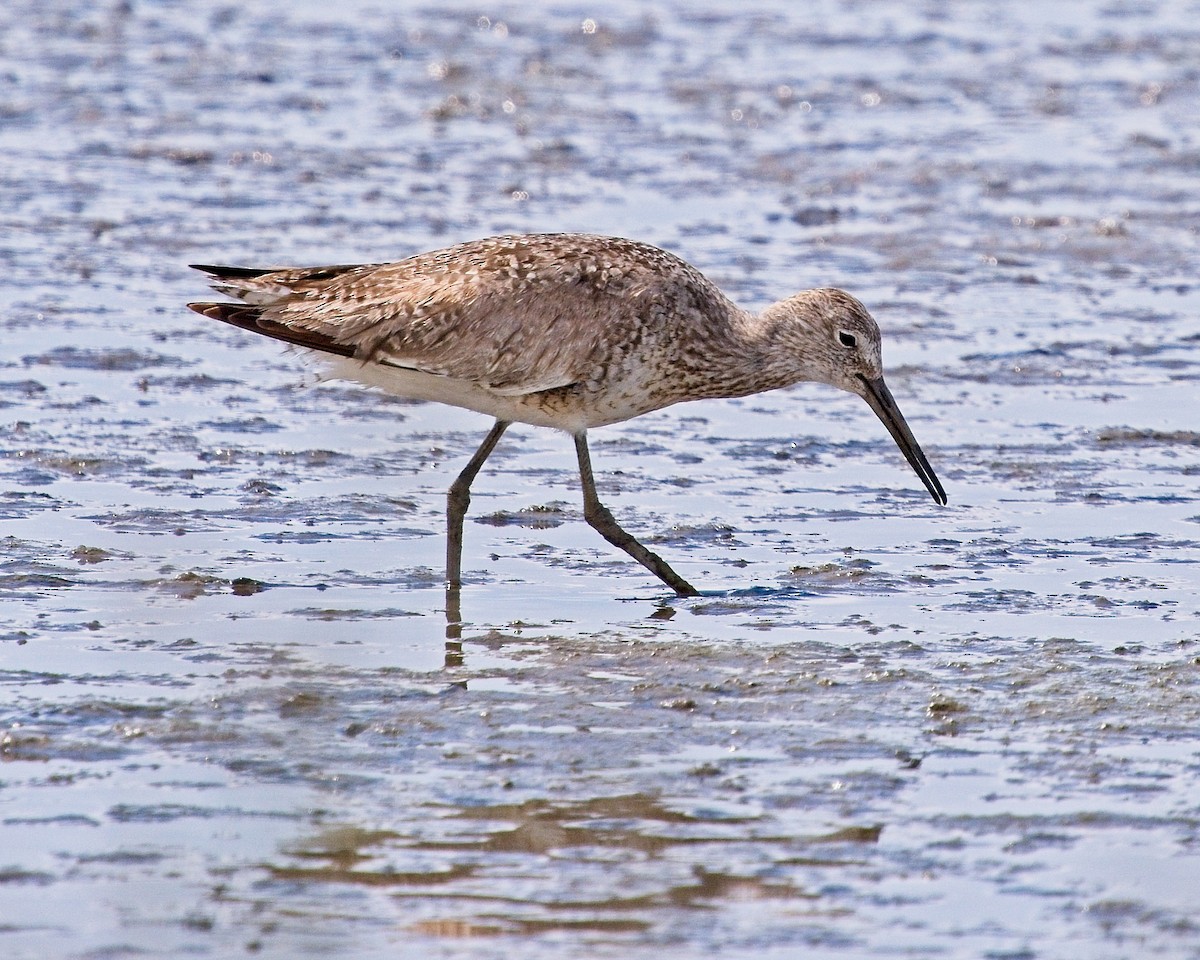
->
[3,1,1200,957]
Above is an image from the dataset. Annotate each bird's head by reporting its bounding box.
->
[762,287,947,506]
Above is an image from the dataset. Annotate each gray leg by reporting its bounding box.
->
[446,420,509,588]
[574,432,698,596]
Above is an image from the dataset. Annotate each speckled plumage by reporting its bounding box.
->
[193,234,864,428]
[189,232,945,594]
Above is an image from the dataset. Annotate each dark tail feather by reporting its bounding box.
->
[187,302,356,358]
[189,264,277,280]
[190,263,374,284]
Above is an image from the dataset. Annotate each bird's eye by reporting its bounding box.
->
[837,330,857,348]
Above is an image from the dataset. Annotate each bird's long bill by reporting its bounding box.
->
[858,375,947,505]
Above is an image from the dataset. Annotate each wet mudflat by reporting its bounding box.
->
[3,0,1200,957]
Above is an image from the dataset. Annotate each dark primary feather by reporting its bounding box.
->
[189,264,276,280]
[186,300,356,357]
[188,262,377,357]
[189,263,370,283]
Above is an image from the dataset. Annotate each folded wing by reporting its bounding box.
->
[188,235,684,397]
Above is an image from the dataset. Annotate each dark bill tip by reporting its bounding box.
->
[857,375,947,506]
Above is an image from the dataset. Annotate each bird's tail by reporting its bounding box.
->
[187,263,366,357]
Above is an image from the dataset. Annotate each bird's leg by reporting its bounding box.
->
[573,432,699,596]
[446,420,509,590]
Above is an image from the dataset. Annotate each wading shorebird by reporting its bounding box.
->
[188,233,946,596]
